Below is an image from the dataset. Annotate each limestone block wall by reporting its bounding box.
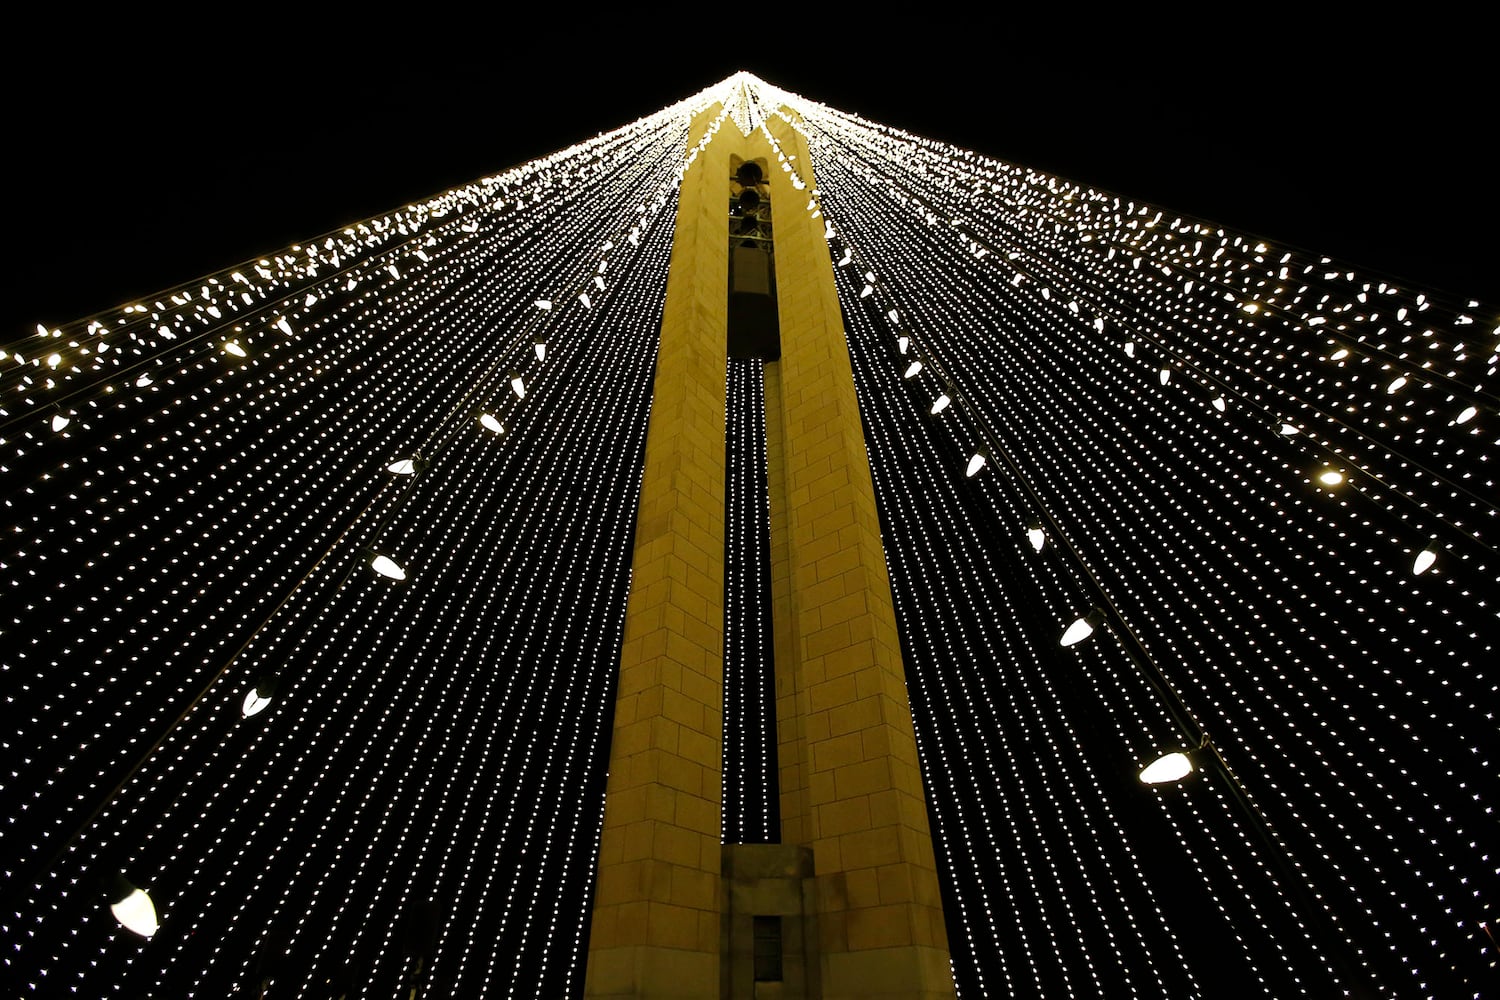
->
[587,103,954,1000]
[585,103,732,999]
[762,111,954,1000]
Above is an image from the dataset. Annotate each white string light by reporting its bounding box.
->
[780,80,1494,997]
[1,73,1492,999]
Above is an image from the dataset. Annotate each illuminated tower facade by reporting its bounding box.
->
[583,101,952,999]
[1,74,1494,999]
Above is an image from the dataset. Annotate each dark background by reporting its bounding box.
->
[6,13,1495,343]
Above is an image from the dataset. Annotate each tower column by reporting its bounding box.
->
[588,100,953,999]
[585,103,731,998]
[764,111,954,999]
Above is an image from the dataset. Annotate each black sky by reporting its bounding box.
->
[7,15,1494,343]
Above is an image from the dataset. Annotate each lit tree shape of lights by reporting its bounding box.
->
[0,72,1491,1000]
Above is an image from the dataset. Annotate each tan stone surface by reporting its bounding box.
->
[762,111,955,996]
[589,103,953,998]
[586,102,730,997]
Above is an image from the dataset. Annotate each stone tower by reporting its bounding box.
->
[584,96,954,1000]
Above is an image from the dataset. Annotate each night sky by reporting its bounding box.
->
[6,15,1494,346]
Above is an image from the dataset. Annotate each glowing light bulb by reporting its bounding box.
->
[479,412,505,435]
[1158,368,1171,385]
[965,451,988,477]
[1386,375,1407,394]
[369,552,406,581]
[1318,470,1345,487]
[1329,346,1350,360]
[104,876,158,938]
[1060,609,1105,647]
[135,373,153,388]
[931,393,951,414]
[1280,423,1299,436]
[1026,524,1046,552]
[241,675,278,718]
[388,454,429,476]
[533,336,547,362]
[51,412,70,432]
[903,359,923,379]
[1454,405,1476,425]
[1139,751,1194,785]
[1413,542,1439,576]
[897,333,911,355]
[1212,396,1226,412]
[509,371,526,399]
[223,341,247,358]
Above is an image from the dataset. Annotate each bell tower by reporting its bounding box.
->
[584,94,955,1000]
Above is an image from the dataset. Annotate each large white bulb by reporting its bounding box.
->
[370,554,406,580]
[242,685,275,718]
[1412,544,1438,576]
[1139,752,1193,785]
[108,883,159,938]
[1060,614,1097,647]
